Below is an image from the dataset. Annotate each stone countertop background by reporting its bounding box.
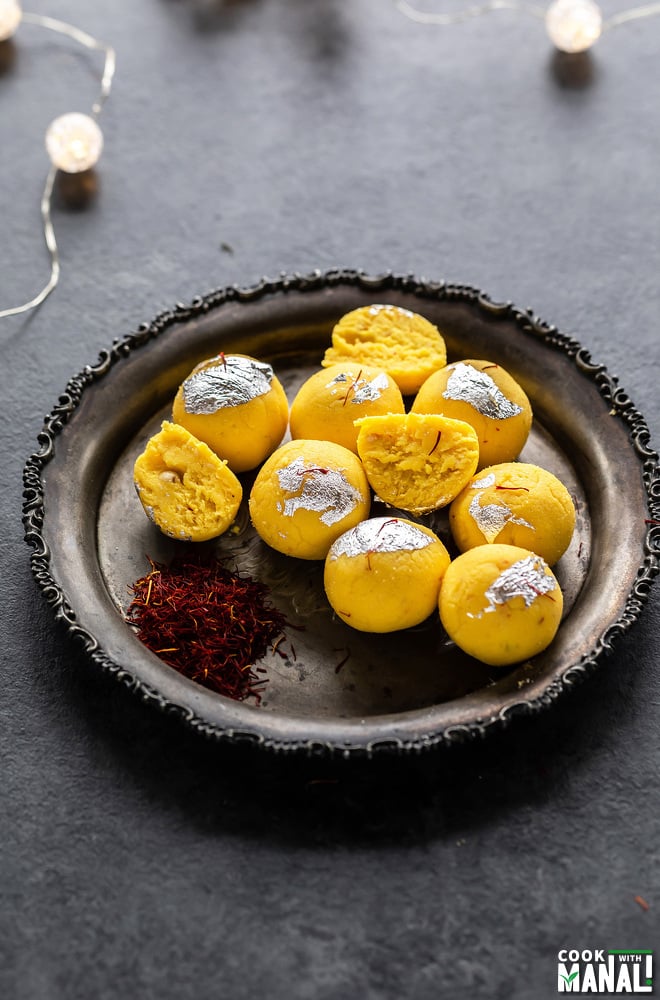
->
[1,2,659,998]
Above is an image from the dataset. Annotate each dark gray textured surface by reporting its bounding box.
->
[1,1,659,998]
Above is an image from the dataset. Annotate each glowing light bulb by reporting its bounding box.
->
[0,0,22,42]
[545,0,603,53]
[45,113,104,173]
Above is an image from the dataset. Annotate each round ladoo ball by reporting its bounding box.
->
[450,462,576,565]
[172,353,289,473]
[324,517,451,633]
[289,362,405,454]
[438,544,563,667]
[412,359,532,469]
[249,439,371,560]
[134,421,243,542]
[322,304,447,396]
[355,411,479,514]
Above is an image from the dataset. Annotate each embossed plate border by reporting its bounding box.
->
[22,271,660,755]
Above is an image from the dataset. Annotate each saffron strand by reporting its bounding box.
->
[127,556,289,703]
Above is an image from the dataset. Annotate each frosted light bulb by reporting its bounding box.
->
[545,0,603,53]
[0,0,22,42]
[45,113,104,173]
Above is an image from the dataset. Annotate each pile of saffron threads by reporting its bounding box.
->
[126,556,289,703]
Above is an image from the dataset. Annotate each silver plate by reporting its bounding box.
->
[22,271,660,754]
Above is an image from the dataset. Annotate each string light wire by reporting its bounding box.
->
[396,0,660,32]
[604,1,660,28]
[397,1,546,25]
[0,12,115,320]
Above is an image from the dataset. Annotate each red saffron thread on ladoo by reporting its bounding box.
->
[126,555,289,704]
[428,431,442,456]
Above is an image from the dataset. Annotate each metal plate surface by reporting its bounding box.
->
[23,271,660,754]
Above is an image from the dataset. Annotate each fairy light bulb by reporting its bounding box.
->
[45,112,104,173]
[545,0,603,53]
[0,0,22,41]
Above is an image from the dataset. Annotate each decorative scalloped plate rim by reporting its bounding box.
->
[22,270,660,756]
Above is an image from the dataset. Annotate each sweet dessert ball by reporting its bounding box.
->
[449,462,576,565]
[172,353,289,473]
[322,304,447,396]
[438,544,563,666]
[411,359,532,468]
[249,439,371,560]
[324,517,451,633]
[134,421,242,542]
[355,412,479,514]
[289,362,405,454]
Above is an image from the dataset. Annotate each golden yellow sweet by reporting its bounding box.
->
[438,544,563,666]
[133,421,243,542]
[248,439,371,560]
[172,353,289,473]
[289,362,405,454]
[355,412,479,514]
[449,462,576,565]
[411,359,532,468]
[322,304,447,395]
[324,517,451,633]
